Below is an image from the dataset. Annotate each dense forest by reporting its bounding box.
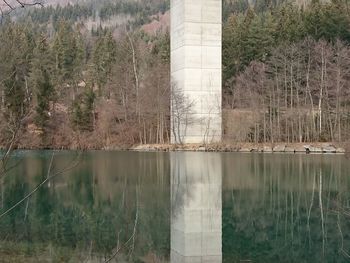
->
[1,0,350,149]
[20,0,170,27]
[223,0,350,143]
[0,0,170,149]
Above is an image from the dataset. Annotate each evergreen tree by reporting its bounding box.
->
[30,34,55,131]
[223,14,245,81]
[0,23,35,124]
[304,2,350,42]
[52,20,85,86]
[151,31,170,63]
[243,12,276,64]
[3,67,27,122]
[274,4,305,42]
[71,88,96,132]
[91,31,117,97]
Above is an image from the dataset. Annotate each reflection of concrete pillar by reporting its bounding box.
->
[170,0,222,144]
[171,152,222,262]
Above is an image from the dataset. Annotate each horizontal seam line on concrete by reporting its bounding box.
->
[171,21,221,25]
[171,44,222,51]
[171,68,222,73]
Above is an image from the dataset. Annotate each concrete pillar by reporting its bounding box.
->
[171,0,222,144]
[171,152,222,262]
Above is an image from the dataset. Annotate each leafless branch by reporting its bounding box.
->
[337,210,350,259]
[104,184,139,263]
[0,102,34,180]
[0,151,81,220]
[171,82,196,144]
[0,0,43,21]
[1,0,43,10]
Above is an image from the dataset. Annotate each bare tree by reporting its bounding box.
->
[171,82,195,144]
[226,38,350,144]
[203,92,221,145]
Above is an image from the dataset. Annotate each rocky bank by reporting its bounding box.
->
[130,143,347,154]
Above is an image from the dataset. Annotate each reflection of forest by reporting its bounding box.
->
[223,154,350,263]
[0,152,349,262]
[0,151,170,262]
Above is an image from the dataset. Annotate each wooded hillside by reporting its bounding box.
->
[0,0,350,148]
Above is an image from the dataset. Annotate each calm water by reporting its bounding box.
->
[0,151,349,262]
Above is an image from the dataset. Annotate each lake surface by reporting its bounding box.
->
[0,151,349,262]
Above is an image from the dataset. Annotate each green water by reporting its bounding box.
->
[0,151,349,262]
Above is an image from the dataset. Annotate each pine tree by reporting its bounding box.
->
[71,88,95,131]
[30,34,55,131]
[223,14,244,81]
[151,30,170,63]
[243,12,276,65]
[52,20,85,86]
[3,66,26,122]
[303,2,350,41]
[0,23,34,124]
[275,4,305,42]
[91,31,117,97]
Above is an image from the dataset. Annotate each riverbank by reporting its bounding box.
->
[130,143,348,154]
[2,141,348,154]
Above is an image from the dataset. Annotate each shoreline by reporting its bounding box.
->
[2,142,347,154]
[129,142,348,154]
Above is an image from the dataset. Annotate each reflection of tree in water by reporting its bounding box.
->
[0,151,170,262]
[33,162,55,240]
[171,152,221,220]
[0,164,30,241]
[223,154,350,263]
[170,154,199,220]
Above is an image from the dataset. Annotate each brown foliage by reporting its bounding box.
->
[225,39,350,144]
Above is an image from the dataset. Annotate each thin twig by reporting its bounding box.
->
[104,185,139,263]
[307,172,316,246]
[0,151,81,219]
[319,170,325,256]
[129,184,139,257]
[0,0,43,20]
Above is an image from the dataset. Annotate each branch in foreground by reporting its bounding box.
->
[1,0,43,10]
[104,185,139,263]
[0,0,43,19]
[0,151,82,220]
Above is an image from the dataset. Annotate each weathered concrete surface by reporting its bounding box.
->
[273,144,286,152]
[171,152,222,262]
[171,0,222,144]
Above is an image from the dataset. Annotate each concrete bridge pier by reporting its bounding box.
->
[170,0,222,144]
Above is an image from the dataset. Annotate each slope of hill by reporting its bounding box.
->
[14,0,169,32]
[2,0,350,149]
